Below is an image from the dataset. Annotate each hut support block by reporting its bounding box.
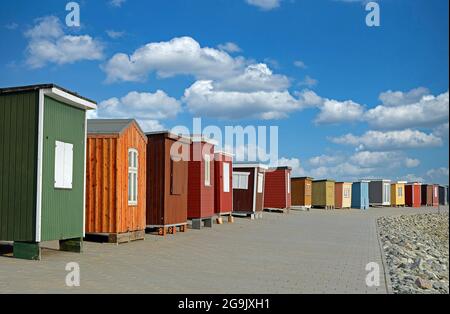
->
[13,242,41,260]
[60,238,83,253]
[191,218,213,230]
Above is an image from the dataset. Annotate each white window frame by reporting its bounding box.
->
[223,162,230,193]
[398,187,403,197]
[204,154,211,187]
[233,172,250,190]
[257,173,264,194]
[344,187,350,198]
[128,148,138,206]
[54,141,73,189]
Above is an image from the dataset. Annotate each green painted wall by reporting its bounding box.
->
[41,96,85,241]
[0,91,38,242]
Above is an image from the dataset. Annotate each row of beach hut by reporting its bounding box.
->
[290,178,448,210]
[0,84,448,260]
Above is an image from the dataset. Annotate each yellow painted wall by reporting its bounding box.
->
[391,183,405,206]
[312,181,335,207]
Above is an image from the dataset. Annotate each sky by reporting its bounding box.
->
[0,0,448,184]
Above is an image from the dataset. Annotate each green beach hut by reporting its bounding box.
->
[0,84,96,260]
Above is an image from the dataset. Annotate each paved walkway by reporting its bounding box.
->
[0,206,447,294]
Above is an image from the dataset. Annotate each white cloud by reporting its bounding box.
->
[103,36,246,82]
[315,99,365,124]
[217,42,242,53]
[5,22,18,30]
[25,16,103,68]
[405,158,420,168]
[106,30,125,39]
[331,129,442,151]
[214,63,290,92]
[403,174,425,183]
[350,151,403,167]
[246,0,282,10]
[426,167,449,180]
[433,122,449,139]
[298,75,318,88]
[293,60,307,69]
[96,90,181,132]
[277,157,306,176]
[183,80,303,120]
[308,163,374,179]
[110,0,126,7]
[378,87,430,107]
[365,90,449,129]
[309,154,343,167]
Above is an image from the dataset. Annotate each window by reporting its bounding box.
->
[223,163,230,192]
[398,187,403,197]
[434,187,438,198]
[257,173,264,193]
[287,173,291,194]
[383,183,390,203]
[344,187,350,198]
[128,149,138,205]
[204,154,211,186]
[233,172,249,189]
[54,141,73,189]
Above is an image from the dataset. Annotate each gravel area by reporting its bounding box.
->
[378,213,449,294]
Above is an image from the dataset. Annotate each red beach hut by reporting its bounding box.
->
[263,167,292,212]
[214,151,234,223]
[405,182,421,208]
[187,136,216,229]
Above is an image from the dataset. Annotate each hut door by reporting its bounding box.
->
[383,183,390,204]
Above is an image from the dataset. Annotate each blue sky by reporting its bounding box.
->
[1,0,448,184]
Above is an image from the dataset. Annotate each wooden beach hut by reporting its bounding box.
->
[187,136,216,229]
[291,177,313,210]
[233,164,268,219]
[264,167,292,212]
[351,180,370,210]
[146,132,191,236]
[432,184,439,207]
[0,84,96,260]
[85,119,147,243]
[390,181,406,207]
[312,179,335,210]
[214,151,234,223]
[335,182,352,209]
[421,184,434,206]
[405,182,421,208]
[369,180,391,207]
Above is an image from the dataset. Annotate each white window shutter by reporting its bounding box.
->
[54,141,65,188]
[223,163,230,192]
[64,143,73,189]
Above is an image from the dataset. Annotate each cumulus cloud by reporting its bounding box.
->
[378,87,430,107]
[110,0,126,7]
[96,90,181,132]
[315,99,365,124]
[350,151,404,168]
[298,75,318,88]
[246,0,282,10]
[5,22,18,30]
[214,63,290,92]
[433,122,449,139]
[365,90,449,129]
[276,157,306,176]
[106,30,125,39]
[25,16,103,68]
[217,42,242,53]
[331,129,442,151]
[426,167,449,180]
[405,158,420,168]
[183,80,305,120]
[309,154,343,167]
[403,174,425,183]
[103,36,246,82]
[293,60,307,69]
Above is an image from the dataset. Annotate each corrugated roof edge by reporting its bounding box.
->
[313,179,336,182]
[268,166,292,171]
[0,83,97,104]
[291,177,314,180]
[234,163,269,170]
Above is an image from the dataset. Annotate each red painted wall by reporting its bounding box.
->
[187,141,215,219]
[264,168,291,209]
[214,153,233,214]
[405,184,421,207]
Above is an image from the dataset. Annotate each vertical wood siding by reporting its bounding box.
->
[233,168,255,212]
[291,178,312,207]
[264,169,288,209]
[41,96,85,241]
[312,181,335,207]
[214,154,233,214]
[0,91,38,241]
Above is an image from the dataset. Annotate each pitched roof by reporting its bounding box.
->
[88,119,138,135]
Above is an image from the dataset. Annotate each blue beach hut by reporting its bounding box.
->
[352,180,370,210]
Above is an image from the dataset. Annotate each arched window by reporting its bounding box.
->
[128,149,138,205]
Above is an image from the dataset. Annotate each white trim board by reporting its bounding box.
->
[35,90,45,243]
[43,87,97,111]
